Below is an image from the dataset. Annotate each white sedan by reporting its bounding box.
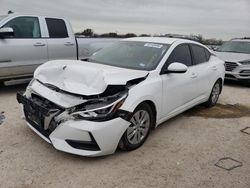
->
[17,37,225,157]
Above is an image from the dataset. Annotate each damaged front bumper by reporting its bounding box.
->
[17,92,131,157]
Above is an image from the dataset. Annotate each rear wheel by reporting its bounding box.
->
[119,103,154,151]
[204,80,222,107]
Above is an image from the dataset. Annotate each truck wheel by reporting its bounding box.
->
[119,103,154,151]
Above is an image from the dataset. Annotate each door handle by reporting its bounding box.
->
[212,66,217,71]
[190,73,197,79]
[64,42,74,46]
[34,42,46,47]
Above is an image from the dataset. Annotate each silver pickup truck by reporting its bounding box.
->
[0,14,118,85]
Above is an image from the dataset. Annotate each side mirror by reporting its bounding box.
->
[164,62,188,74]
[0,27,14,38]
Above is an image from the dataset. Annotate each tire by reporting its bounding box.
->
[119,103,154,151]
[204,80,222,107]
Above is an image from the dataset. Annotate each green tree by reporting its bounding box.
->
[82,29,94,37]
[124,33,137,38]
[139,34,151,37]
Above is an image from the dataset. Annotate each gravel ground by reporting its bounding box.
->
[0,82,249,188]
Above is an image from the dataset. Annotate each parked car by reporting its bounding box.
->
[17,37,225,157]
[214,38,250,84]
[0,14,118,85]
[206,45,220,51]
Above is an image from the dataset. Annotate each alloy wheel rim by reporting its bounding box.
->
[127,110,150,145]
[211,83,220,104]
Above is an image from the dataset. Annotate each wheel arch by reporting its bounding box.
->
[136,100,157,129]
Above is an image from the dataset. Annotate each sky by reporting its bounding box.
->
[1,0,249,40]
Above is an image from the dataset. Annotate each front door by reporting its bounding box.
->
[161,44,200,118]
[0,16,48,78]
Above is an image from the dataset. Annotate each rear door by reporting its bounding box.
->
[0,16,48,78]
[45,18,77,60]
[161,44,200,117]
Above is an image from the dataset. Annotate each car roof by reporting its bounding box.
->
[123,37,200,45]
[1,13,68,20]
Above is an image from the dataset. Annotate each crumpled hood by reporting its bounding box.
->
[214,51,250,62]
[34,60,148,96]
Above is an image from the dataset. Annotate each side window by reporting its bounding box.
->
[3,16,41,38]
[191,45,208,64]
[167,44,192,66]
[45,18,68,38]
[204,48,211,61]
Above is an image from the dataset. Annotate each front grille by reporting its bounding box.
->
[240,70,250,77]
[25,111,50,138]
[17,92,62,139]
[31,93,62,110]
[225,62,238,71]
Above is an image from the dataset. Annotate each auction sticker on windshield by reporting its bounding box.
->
[144,43,163,48]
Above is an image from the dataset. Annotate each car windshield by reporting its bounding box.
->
[216,41,250,54]
[88,41,170,70]
[0,15,7,22]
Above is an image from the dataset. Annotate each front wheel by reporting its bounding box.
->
[119,103,154,151]
[204,80,222,107]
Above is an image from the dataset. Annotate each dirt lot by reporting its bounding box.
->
[0,82,249,188]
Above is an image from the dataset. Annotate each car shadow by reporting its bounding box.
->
[0,83,28,95]
[224,80,249,88]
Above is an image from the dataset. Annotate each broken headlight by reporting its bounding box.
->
[71,92,128,121]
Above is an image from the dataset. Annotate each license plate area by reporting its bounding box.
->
[25,104,45,129]
[17,92,50,129]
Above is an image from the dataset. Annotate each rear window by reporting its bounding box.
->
[191,45,208,64]
[45,18,68,38]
